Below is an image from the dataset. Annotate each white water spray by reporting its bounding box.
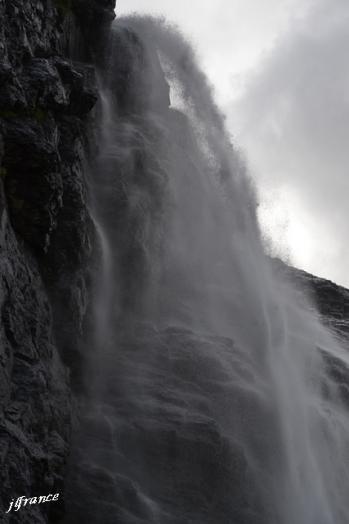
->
[64,16,349,524]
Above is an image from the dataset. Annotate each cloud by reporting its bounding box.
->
[230,0,349,285]
[116,0,349,285]
[116,0,311,104]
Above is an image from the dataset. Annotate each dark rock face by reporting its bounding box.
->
[0,2,100,351]
[0,0,115,522]
[0,0,115,366]
[72,0,116,30]
[272,259,349,410]
[0,182,70,523]
[271,258,349,341]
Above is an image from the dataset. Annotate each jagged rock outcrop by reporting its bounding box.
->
[272,258,349,408]
[0,1,115,522]
[272,258,349,340]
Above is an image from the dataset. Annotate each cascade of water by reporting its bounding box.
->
[63,16,349,524]
[89,212,113,351]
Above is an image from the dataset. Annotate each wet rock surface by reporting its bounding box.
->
[0,0,115,522]
[64,325,268,524]
[0,182,70,523]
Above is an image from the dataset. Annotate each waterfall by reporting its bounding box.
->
[63,16,349,524]
[89,212,113,352]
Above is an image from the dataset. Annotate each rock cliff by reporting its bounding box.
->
[0,1,115,522]
[272,258,349,341]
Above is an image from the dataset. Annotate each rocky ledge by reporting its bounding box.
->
[272,258,349,341]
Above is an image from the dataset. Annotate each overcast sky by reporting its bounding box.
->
[116,0,349,287]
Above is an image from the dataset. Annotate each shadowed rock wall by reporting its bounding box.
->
[0,1,115,522]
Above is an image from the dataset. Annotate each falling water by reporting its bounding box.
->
[64,16,349,524]
[88,84,117,351]
[89,212,113,351]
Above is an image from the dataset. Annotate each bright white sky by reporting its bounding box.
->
[116,0,349,287]
[116,0,310,104]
